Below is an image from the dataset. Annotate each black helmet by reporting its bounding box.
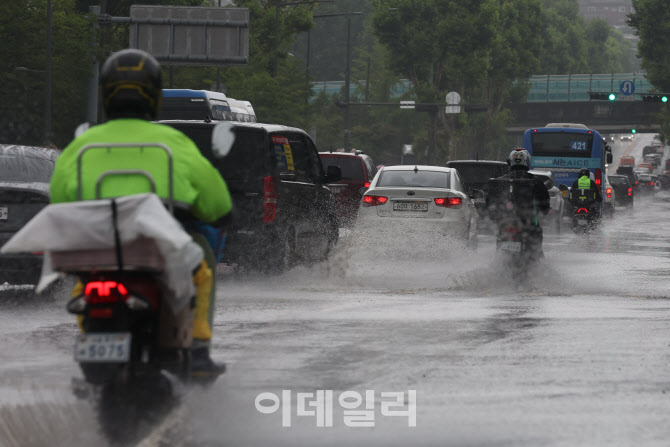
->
[578,168,590,178]
[100,49,162,120]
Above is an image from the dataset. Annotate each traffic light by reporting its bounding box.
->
[632,129,637,134]
[642,94,669,102]
[589,92,617,101]
[589,92,610,100]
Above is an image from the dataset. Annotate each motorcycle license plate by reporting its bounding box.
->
[577,219,588,226]
[500,241,521,252]
[74,332,131,363]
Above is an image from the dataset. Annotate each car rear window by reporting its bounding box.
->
[165,123,267,183]
[447,163,508,186]
[377,170,450,188]
[608,176,628,185]
[0,154,54,183]
[320,156,364,181]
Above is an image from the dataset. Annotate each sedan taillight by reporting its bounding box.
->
[362,195,388,207]
[434,197,462,208]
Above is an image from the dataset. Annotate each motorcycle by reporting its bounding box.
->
[1,141,227,443]
[569,194,599,235]
[487,178,543,273]
[64,234,196,442]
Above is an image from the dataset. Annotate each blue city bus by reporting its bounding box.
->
[522,124,613,212]
[159,89,232,121]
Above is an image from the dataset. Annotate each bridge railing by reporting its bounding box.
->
[527,73,653,102]
[310,73,653,103]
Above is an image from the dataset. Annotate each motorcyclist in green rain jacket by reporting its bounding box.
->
[51,49,232,378]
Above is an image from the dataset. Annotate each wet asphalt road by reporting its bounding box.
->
[2,134,670,446]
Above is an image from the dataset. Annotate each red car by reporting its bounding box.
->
[320,150,377,226]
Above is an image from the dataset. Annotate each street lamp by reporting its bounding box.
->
[46,0,52,145]
[271,0,334,78]
[305,12,363,150]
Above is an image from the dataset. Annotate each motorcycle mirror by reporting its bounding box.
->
[74,122,90,138]
[212,121,237,158]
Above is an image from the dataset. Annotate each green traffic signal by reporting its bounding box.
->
[608,93,616,101]
[632,129,637,134]
[663,96,668,103]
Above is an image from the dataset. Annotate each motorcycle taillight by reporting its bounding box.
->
[74,278,160,315]
[84,281,127,305]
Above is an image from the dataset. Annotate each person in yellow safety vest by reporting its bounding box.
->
[570,168,603,214]
[51,49,233,379]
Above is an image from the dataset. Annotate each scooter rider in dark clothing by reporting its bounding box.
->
[570,168,602,213]
[489,148,551,256]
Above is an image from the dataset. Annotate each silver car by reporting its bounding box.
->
[356,165,478,247]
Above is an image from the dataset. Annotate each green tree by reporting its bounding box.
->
[584,18,633,73]
[0,0,92,148]
[372,0,499,163]
[538,0,588,74]
[629,0,670,91]
[629,0,670,140]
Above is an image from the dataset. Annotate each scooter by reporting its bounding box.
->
[2,142,216,443]
[68,143,206,442]
[64,236,196,442]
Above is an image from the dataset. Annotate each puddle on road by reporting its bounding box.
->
[0,385,102,447]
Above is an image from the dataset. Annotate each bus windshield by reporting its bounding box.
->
[530,132,594,158]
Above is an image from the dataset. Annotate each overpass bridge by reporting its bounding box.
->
[312,73,664,134]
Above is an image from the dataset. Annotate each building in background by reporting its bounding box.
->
[578,0,634,32]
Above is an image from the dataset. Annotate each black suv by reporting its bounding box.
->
[160,120,341,272]
[615,166,639,191]
[608,175,634,207]
[444,160,509,218]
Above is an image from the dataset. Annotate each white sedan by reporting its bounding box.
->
[356,165,478,247]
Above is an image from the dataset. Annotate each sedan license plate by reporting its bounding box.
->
[74,332,131,363]
[500,241,521,252]
[393,202,428,212]
[0,207,7,220]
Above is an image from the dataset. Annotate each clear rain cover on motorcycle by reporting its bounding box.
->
[1,193,203,313]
